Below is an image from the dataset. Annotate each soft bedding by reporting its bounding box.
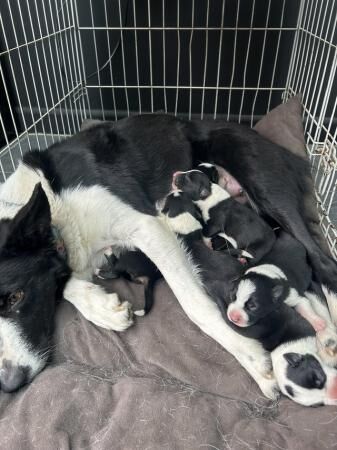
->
[0,97,333,450]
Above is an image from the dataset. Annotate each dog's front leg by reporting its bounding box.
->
[132,215,280,399]
[63,275,133,331]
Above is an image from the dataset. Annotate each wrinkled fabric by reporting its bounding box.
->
[0,278,336,450]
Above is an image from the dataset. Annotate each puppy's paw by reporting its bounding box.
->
[258,377,280,401]
[317,328,337,364]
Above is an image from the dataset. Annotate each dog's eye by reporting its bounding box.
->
[245,299,257,311]
[8,290,24,307]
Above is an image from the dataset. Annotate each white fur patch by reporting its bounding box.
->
[195,183,230,222]
[198,163,214,169]
[162,211,202,236]
[218,231,237,249]
[246,264,287,280]
[0,318,46,381]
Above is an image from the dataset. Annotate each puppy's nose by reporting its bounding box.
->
[228,310,243,325]
[0,364,28,393]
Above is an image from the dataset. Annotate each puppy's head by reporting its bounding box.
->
[172,170,212,201]
[197,163,219,184]
[272,339,337,407]
[227,274,286,327]
[161,191,203,236]
[0,184,70,392]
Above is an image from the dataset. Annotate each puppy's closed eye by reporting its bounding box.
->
[0,290,25,312]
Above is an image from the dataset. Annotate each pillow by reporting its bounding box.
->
[254,96,329,254]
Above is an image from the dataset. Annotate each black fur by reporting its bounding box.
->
[102,251,161,314]
[284,353,327,390]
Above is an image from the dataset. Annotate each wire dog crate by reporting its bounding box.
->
[0,0,336,254]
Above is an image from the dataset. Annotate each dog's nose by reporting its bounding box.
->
[0,364,28,393]
[228,310,242,325]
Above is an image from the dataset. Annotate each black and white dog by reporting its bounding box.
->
[0,114,336,398]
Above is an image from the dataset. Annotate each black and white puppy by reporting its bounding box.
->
[161,191,245,318]
[97,249,161,315]
[227,231,337,364]
[172,170,275,263]
[271,285,337,406]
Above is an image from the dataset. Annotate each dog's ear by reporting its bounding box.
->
[284,352,303,368]
[271,283,284,302]
[0,183,52,254]
[210,167,219,184]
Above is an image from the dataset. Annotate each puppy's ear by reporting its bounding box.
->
[284,352,303,368]
[0,183,51,254]
[210,167,219,184]
[272,284,284,302]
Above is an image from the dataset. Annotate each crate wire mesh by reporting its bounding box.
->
[0,0,337,255]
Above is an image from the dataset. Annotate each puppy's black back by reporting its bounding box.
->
[261,231,312,294]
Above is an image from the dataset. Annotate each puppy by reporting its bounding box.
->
[271,286,337,407]
[161,191,244,316]
[172,170,275,263]
[97,250,160,315]
[227,231,337,363]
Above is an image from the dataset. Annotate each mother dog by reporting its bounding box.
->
[0,114,335,396]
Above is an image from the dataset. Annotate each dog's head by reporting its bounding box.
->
[172,170,212,201]
[0,184,70,392]
[227,273,287,327]
[272,339,337,406]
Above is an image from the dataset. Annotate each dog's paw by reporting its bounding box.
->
[64,281,133,331]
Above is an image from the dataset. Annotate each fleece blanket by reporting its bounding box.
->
[1,278,337,450]
[0,97,334,449]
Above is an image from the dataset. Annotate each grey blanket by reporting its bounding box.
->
[0,278,336,450]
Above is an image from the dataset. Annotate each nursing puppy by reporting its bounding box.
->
[172,170,275,263]
[97,249,160,315]
[161,191,245,317]
[227,231,337,363]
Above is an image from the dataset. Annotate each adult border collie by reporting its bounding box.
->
[0,114,336,396]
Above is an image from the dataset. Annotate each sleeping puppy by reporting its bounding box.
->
[160,191,244,317]
[272,285,337,406]
[227,231,337,364]
[172,170,275,263]
[97,250,161,315]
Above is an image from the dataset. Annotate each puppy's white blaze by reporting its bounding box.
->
[271,337,337,406]
[0,318,45,379]
[233,279,256,309]
[227,279,255,326]
[241,250,254,259]
[322,285,337,326]
[218,231,237,249]
[246,264,286,280]
[164,211,202,236]
[195,183,231,222]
